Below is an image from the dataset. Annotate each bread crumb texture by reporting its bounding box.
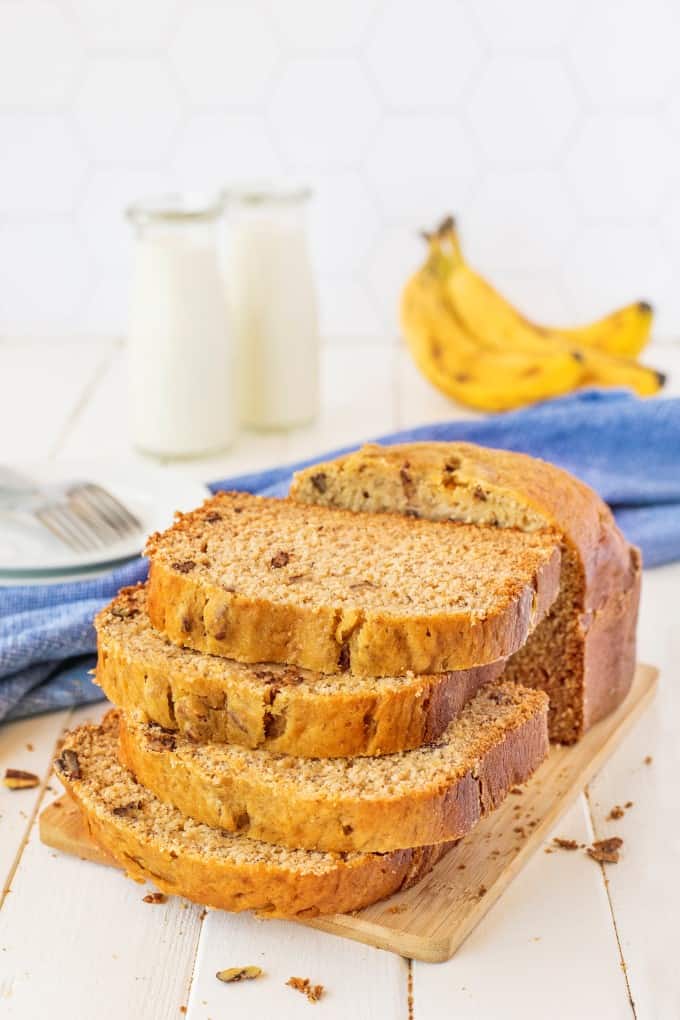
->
[145,490,561,676]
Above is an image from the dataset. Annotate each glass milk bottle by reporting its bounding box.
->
[225,184,320,430]
[126,195,235,457]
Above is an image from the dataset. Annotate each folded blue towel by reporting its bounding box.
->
[2,389,679,723]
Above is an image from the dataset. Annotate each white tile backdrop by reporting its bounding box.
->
[1,0,680,342]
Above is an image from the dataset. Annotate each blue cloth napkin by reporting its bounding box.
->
[2,389,679,723]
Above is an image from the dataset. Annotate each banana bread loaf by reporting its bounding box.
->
[290,442,641,742]
[145,491,561,677]
[96,584,505,758]
[55,712,454,919]
[118,681,549,853]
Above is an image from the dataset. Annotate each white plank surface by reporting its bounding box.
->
[0,705,205,1020]
[1,336,678,1019]
[0,818,205,1019]
[0,341,115,462]
[412,797,633,1019]
[585,564,680,1020]
[186,911,409,1020]
[0,710,71,897]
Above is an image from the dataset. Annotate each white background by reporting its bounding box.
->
[2,0,680,343]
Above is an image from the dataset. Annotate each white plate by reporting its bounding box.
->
[0,461,211,577]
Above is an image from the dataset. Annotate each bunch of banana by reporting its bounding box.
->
[401,243,584,412]
[400,217,665,412]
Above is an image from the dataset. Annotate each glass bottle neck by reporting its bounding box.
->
[127,193,223,238]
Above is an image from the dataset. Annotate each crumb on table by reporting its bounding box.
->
[287,976,324,1003]
[587,837,623,864]
[143,892,167,904]
[552,837,579,851]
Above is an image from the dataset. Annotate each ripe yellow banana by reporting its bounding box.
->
[574,345,665,396]
[554,302,653,358]
[439,219,653,359]
[433,220,663,398]
[400,248,583,412]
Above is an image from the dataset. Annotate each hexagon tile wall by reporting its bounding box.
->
[1,0,680,341]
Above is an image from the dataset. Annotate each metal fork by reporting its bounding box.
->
[0,468,143,553]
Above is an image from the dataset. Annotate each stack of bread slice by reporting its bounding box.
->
[55,442,640,919]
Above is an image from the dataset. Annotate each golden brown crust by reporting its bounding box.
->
[291,441,640,742]
[118,683,549,853]
[145,492,561,677]
[97,586,506,758]
[55,712,453,919]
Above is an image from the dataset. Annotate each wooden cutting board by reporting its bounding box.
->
[40,663,657,963]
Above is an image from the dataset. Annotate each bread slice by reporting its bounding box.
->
[145,491,561,677]
[291,442,641,742]
[54,712,453,919]
[96,585,506,758]
[118,681,548,853]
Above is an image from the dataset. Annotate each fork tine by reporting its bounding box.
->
[34,507,76,550]
[36,506,92,552]
[33,480,141,555]
[77,484,142,535]
[53,504,107,551]
[67,497,119,548]
[69,490,123,544]
[71,489,130,542]
[90,484,142,531]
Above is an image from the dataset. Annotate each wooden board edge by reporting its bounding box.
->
[39,796,119,869]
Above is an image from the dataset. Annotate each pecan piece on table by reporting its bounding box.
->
[217,966,263,984]
[3,768,40,790]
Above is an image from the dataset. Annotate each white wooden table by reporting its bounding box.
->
[1,337,679,1020]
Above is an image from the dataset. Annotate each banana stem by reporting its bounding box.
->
[433,216,463,265]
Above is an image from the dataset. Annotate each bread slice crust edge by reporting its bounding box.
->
[117,682,549,853]
[96,584,507,758]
